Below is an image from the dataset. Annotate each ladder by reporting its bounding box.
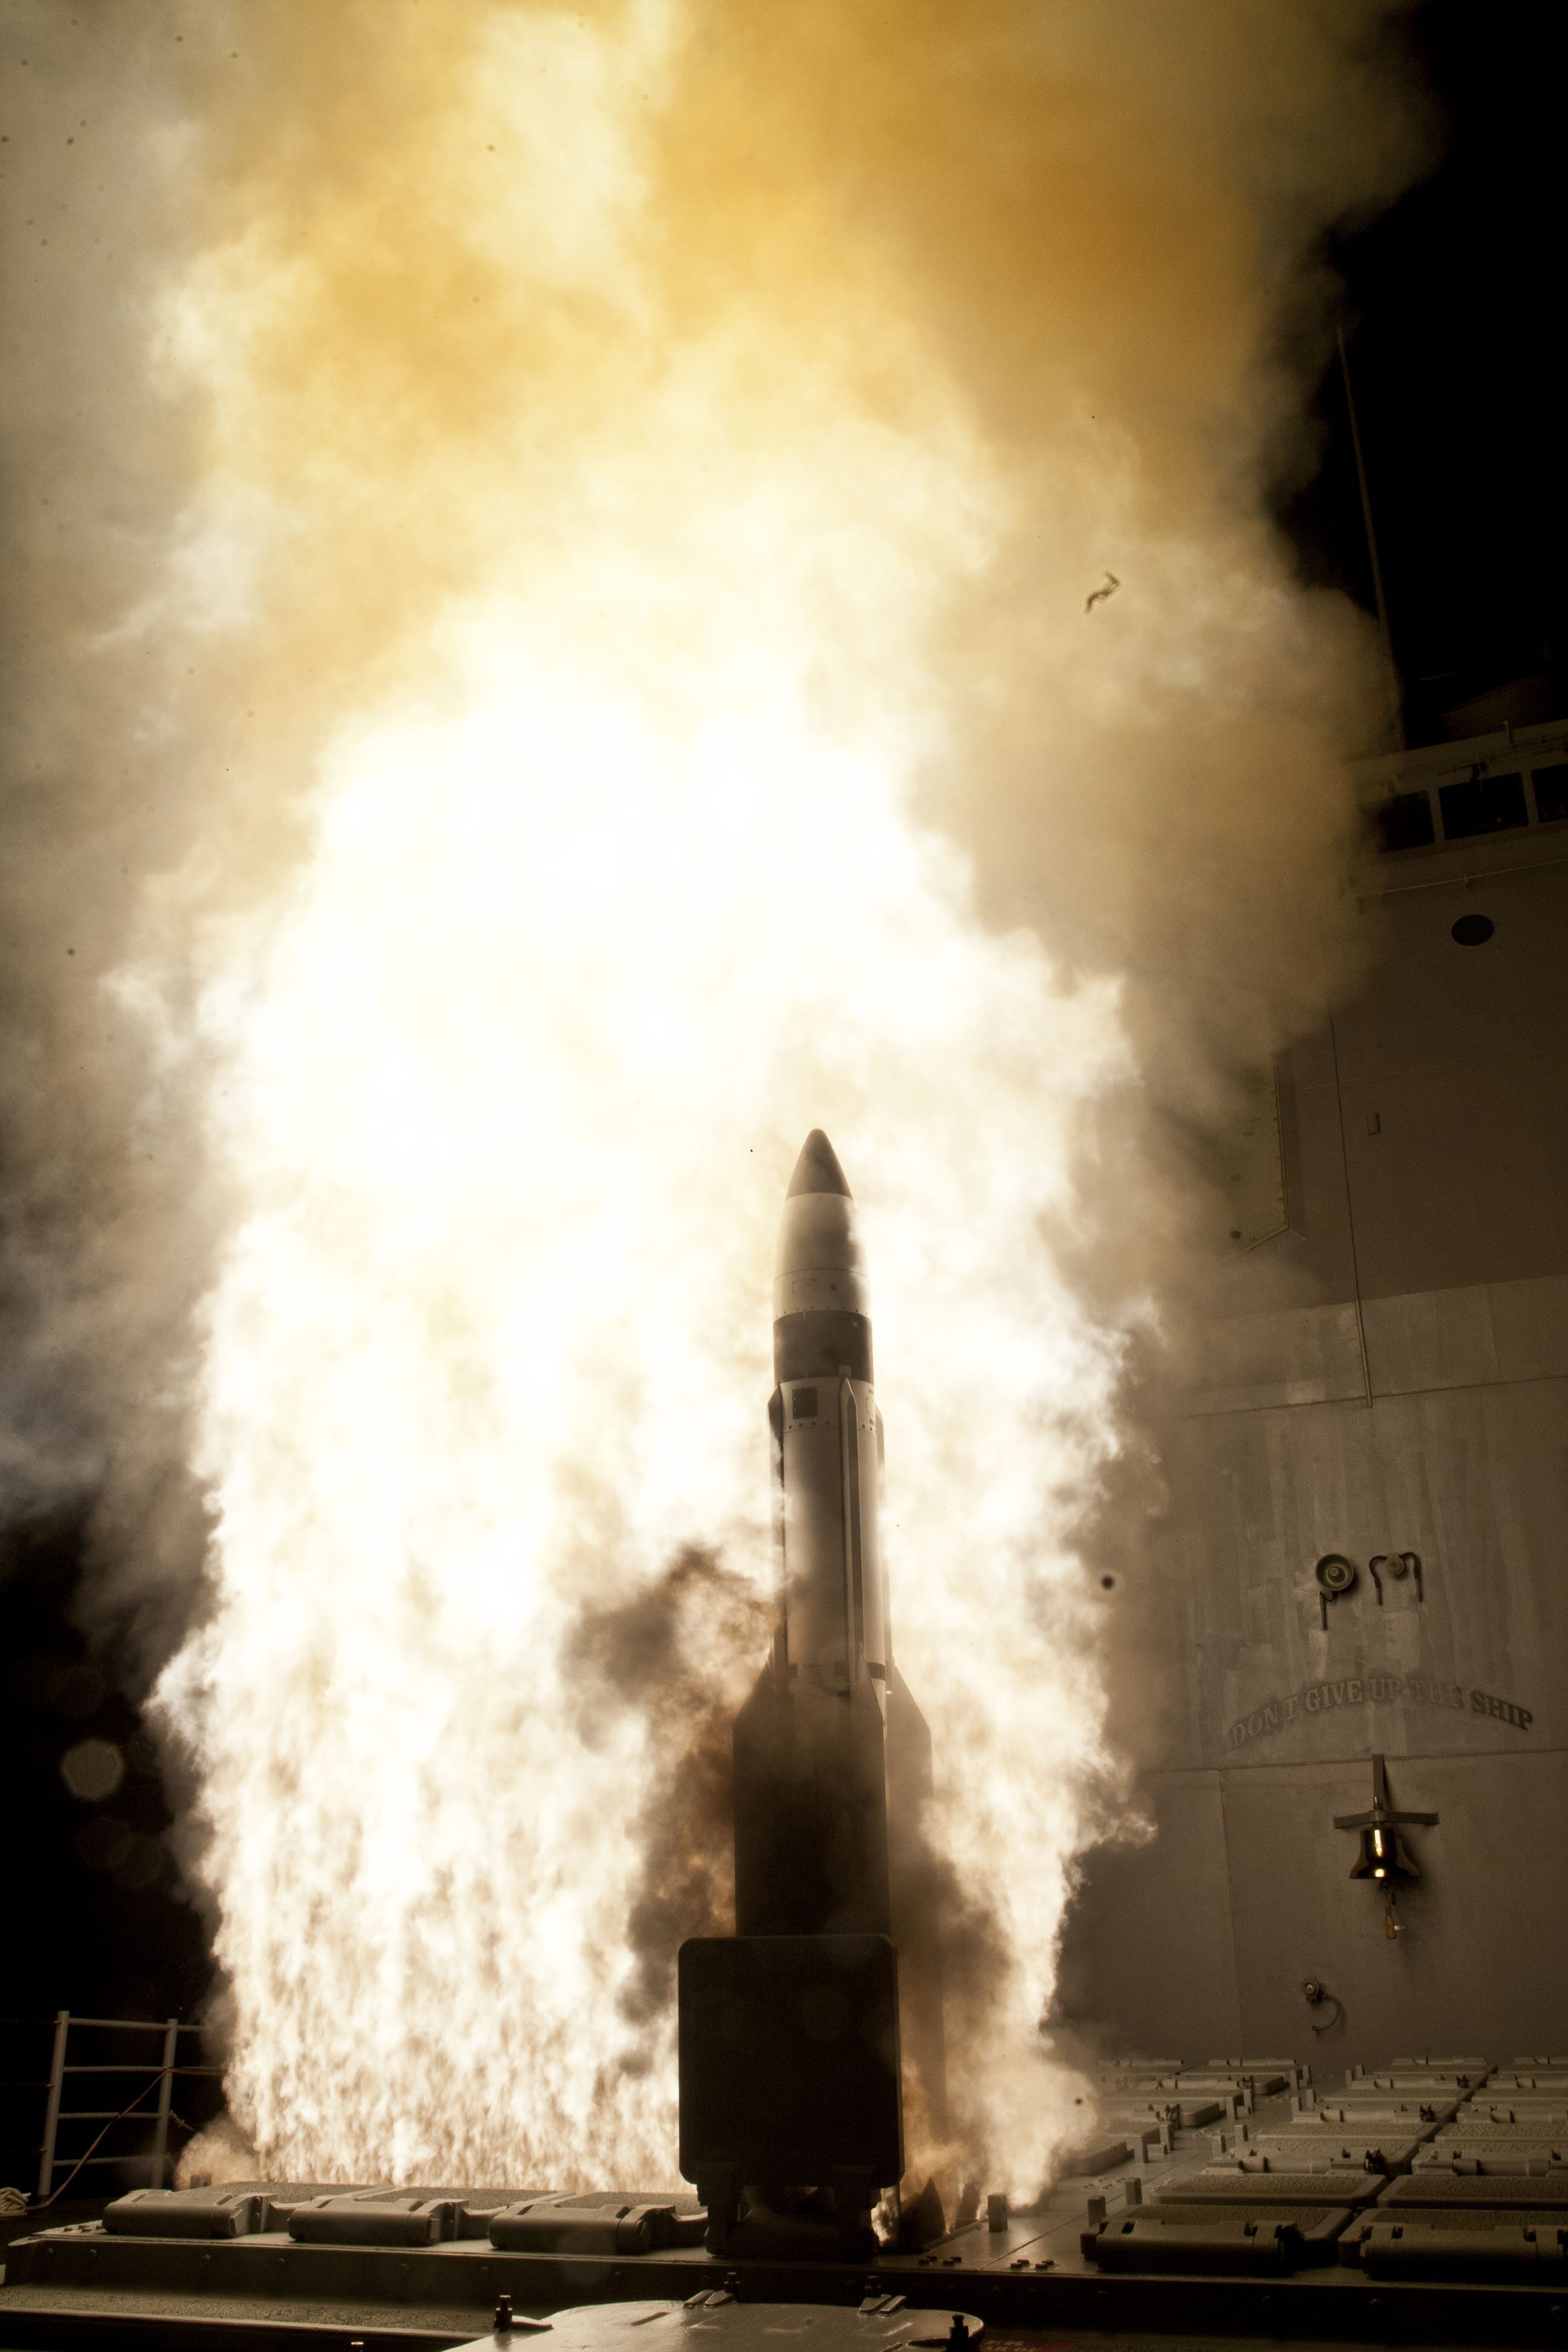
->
[33,2011,206,2201]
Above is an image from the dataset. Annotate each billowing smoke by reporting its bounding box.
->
[4,2,1428,2198]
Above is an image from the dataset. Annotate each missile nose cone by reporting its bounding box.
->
[773,1129,871,1376]
[786,1129,852,1200]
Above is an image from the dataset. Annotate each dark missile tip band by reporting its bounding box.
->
[786,1129,852,1200]
[774,1310,872,1385]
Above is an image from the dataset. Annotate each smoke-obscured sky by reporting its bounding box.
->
[1281,1,1563,733]
[1,0,1562,2188]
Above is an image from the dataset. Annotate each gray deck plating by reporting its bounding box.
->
[4,2064,1565,2348]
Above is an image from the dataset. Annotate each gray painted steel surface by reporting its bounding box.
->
[1060,765,1568,2065]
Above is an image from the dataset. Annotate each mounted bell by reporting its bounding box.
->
[1333,1754,1439,1883]
[1347,1815,1421,1884]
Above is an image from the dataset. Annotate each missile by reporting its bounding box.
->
[771,1127,888,1720]
[732,1131,947,2125]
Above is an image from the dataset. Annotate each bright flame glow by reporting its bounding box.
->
[113,0,1403,2202]
[159,494,1129,2189]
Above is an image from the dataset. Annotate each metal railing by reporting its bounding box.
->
[29,2012,218,2202]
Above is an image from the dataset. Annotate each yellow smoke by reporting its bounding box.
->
[4,1,1428,2199]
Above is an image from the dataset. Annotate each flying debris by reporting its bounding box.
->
[1084,570,1120,613]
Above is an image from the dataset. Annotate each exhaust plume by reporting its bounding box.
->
[2,1,1429,2197]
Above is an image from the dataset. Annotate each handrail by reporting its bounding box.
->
[39,2016,205,2034]
[59,2065,223,2076]
[33,2012,195,2202]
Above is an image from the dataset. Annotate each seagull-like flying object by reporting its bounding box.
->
[1084,570,1120,613]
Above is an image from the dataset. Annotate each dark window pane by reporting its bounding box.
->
[792,1385,818,1420]
[1437,771,1527,840]
[1374,791,1436,852]
[1532,763,1568,823]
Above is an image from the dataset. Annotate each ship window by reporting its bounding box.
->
[1438,772,1526,840]
[1374,791,1435,853]
[1532,763,1568,823]
[792,1386,818,1420]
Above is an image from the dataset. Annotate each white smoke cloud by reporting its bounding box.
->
[2,0,1431,2203]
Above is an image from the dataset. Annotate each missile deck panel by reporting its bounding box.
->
[1227,2134,1431,2172]
[6,2049,1566,2349]
[1379,2167,1568,2211]
[1419,2134,1568,2171]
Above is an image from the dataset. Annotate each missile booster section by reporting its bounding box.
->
[681,1131,946,2256]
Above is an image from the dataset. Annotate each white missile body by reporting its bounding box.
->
[732,1128,946,2126]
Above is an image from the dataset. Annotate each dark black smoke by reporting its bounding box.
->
[568,1545,773,2050]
